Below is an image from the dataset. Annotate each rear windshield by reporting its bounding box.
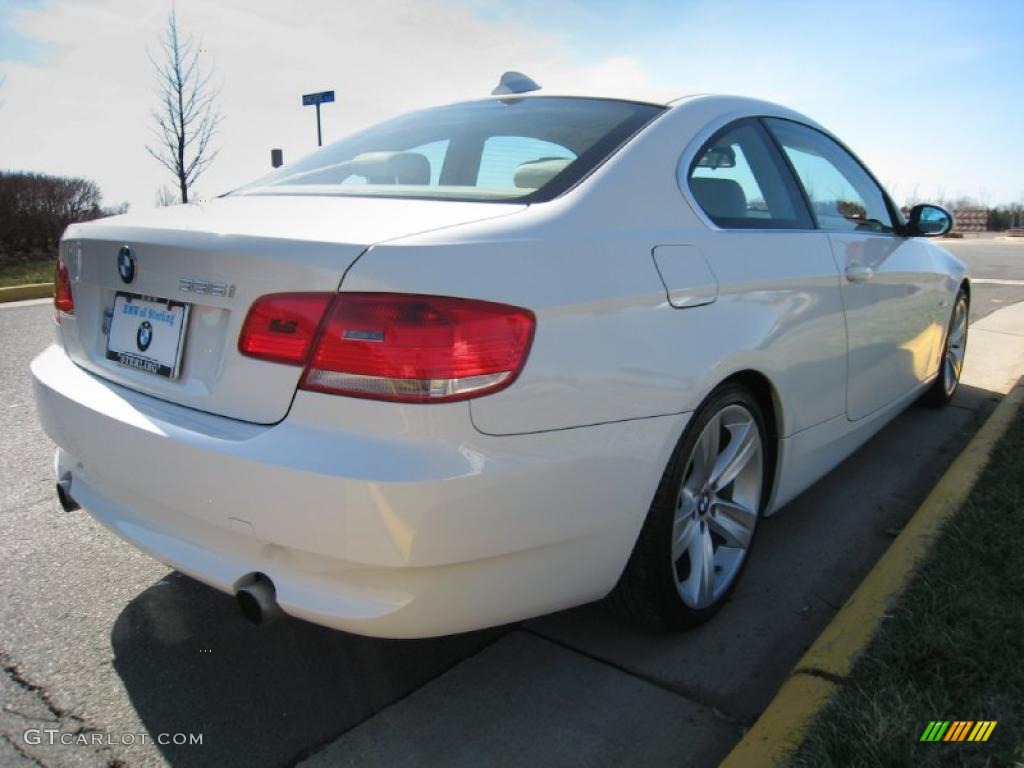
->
[233,97,664,203]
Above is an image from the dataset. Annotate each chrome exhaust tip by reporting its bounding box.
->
[56,474,80,512]
[235,573,283,625]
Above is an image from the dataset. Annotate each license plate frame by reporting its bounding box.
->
[105,292,191,380]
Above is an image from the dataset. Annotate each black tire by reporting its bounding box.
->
[607,383,768,629]
[921,288,969,407]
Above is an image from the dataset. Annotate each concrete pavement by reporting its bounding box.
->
[302,632,739,768]
[960,300,1024,394]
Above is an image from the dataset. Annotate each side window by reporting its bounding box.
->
[477,136,576,190]
[764,119,894,234]
[685,120,811,229]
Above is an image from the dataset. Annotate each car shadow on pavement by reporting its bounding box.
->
[110,571,502,768]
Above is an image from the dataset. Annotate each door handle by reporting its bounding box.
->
[845,265,874,283]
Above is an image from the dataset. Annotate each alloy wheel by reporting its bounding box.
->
[671,404,763,609]
[944,298,968,396]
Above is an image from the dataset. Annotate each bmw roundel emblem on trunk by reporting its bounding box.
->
[117,246,136,284]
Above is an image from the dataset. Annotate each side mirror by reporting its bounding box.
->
[905,204,953,237]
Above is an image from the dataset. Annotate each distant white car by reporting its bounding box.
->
[32,85,968,638]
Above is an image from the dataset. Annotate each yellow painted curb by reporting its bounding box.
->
[721,378,1024,768]
[0,282,54,302]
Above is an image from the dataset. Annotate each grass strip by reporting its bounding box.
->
[788,405,1024,767]
[0,259,54,288]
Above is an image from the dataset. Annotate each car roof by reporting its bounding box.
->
[474,91,811,120]
[468,91,823,133]
[478,89,691,108]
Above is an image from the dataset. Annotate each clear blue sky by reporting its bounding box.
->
[0,1,49,63]
[1,0,1021,208]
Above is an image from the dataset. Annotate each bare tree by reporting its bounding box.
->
[146,8,220,204]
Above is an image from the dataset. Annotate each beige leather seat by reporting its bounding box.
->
[513,157,574,189]
[291,151,432,185]
[357,152,431,185]
[690,177,747,219]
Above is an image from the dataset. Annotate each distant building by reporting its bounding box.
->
[952,209,988,233]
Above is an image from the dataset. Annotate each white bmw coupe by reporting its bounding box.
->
[32,79,968,638]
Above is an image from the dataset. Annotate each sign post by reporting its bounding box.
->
[302,90,335,147]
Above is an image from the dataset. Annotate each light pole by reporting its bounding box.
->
[302,90,335,147]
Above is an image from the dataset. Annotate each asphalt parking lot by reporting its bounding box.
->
[2,238,1023,768]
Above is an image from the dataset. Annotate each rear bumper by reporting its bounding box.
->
[31,345,685,637]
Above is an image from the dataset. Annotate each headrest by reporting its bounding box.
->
[690,177,747,220]
[348,151,431,185]
[513,157,574,189]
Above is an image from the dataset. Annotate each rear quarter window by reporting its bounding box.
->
[684,119,813,230]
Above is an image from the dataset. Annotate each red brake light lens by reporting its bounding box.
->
[237,292,334,365]
[300,294,535,402]
[238,292,535,403]
[54,259,74,318]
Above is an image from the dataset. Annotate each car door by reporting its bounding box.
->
[763,118,947,421]
[678,119,848,435]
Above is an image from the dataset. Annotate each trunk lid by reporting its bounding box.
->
[58,195,523,423]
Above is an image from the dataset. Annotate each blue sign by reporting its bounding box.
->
[302,90,335,106]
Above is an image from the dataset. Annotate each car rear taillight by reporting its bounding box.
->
[54,259,74,320]
[238,293,334,365]
[302,294,535,402]
[238,292,535,403]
